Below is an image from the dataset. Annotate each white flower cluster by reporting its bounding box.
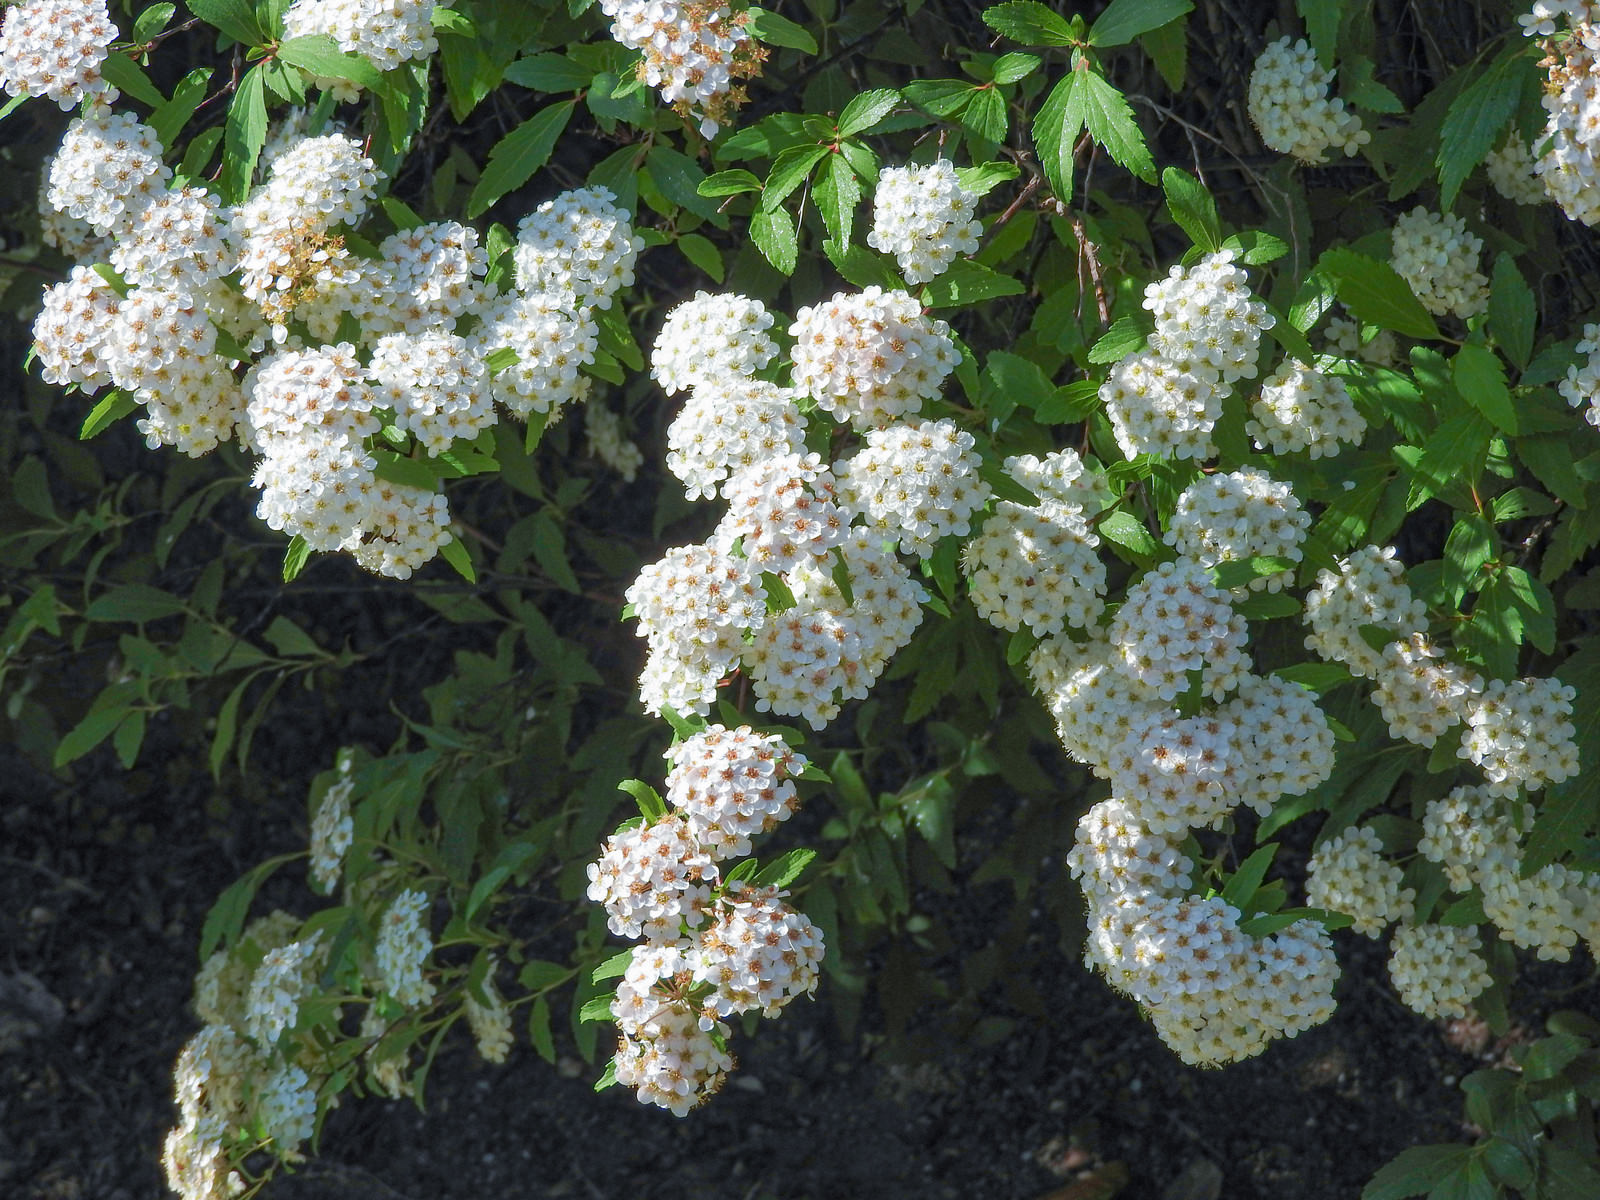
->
[1558,322,1600,427]
[666,379,807,500]
[836,419,990,557]
[1101,251,1273,461]
[586,403,644,481]
[867,160,982,284]
[375,889,436,1007]
[1390,206,1489,320]
[1371,632,1483,748]
[1303,544,1427,677]
[465,961,513,1064]
[514,186,643,309]
[1226,672,1339,816]
[791,286,959,430]
[1306,825,1416,937]
[1164,468,1309,590]
[597,0,766,136]
[962,450,1106,638]
[47,109,170,236]
[1324,309,1399,368]
[1419,785,1527,892]
[110,187,236,292]
[309,754,356,894]
[369,331,494,456]
[283,0,439,93]
[1246,36,1369,163]
[1485,132,1549,205]
[1110,559,1251,701]
[163,1024,257,1200]
[590,727,823,1114]
[0,0,116,109]
[714,450,848,574]
[1387,923,1493,1019]
[652,291,778,395]
[473,289,599,420]
[1523,3,1600,225]
[1248,359,1367,458]
[245,935,324,1047]
[1460,676,1580,795]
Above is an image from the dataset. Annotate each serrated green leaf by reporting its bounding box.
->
[1032,73,1079,202]
[502,53,592,92]
[1362,1145,1476,1200]
[922,259,1024,307]
[816,152,861,246]
[983,1,1076,46]
[1317,248,1440,340]
[85,584,187,622]
[1088,314,1152,363]
[220,65,268,202]
[99,52,166,107]
[1453,344,1518,435]
[1488,254,1535,371]
[761,143,829,211]
[439,535,475,583]
[79,390,137,440]
[277,34,383,88]
[1210,555,1299,590]
[467,101,575,218]
[1090,0,1194,47]
[1066,67,1155,183]
[283,535,311,582]
[836,88,901,137]
[1098,510,1160,557]
[618,779,666,821]
[1162,166,1221,252]
[1437,50,1526,209]
[751,206,798,274]
[186,0,266,46]
[1296,0,1341,67]
[993,52,1042,85]
[698,168,762,197]
[754,848,817,888]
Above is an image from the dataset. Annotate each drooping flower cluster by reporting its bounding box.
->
[1246,36,1369,163]
[1306,825,1416,937]
[47,109,171,236]
[514,186,644,309]
[1387,923,1493,1019]
[590,727,823,1114]
[1303,545,1428,677]
[1100,250,1274,461]
[1460,676,1581,794]
[867,160,983,284]
[1523,2,1600,225]
[652,291,778,395]
[375,888,437,1007]
[587,403,645,481]
[596,0,767,136]
[309,753,356,894]
[0,0,117,109]
[1390,206,1489,320]
[836,418,990,556]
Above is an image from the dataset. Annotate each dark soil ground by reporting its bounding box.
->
[7,717,1597,1200]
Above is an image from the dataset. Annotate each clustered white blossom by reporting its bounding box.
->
[1558,322,1600,426]
[1388,923,1493,1019]
[0,0,116,109]
[1109,559,1251,701]
[309,754,356,893]
[1460,676,1581,794]
[714,450,848,575]
[1248,359,1367,457]
[514,186,644,309]
[1324,308,1399,368]
[1390,206,1489,320]
[652,291,778,395]
[1101,250,1273,461]
[1371,632,1483,748]
[867,160,982,283]
[596,0,766,136]
[1164,468,1309,590]
[836,419,990,557]
[1306,825,1416,937]
[1246,36,1369,163]
[375,888,437,1007]
[1303,545,1427,677]
[665,379,808,500]
[589,727,823,1114]
[1522,2,1600,225]
[1485,131,1549,206]
[47,109,170,236]
[790,286,960,429]
[587,403,645,481]
[465,960,514,1064]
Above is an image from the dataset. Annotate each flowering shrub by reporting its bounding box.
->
[4,0,1600,1197]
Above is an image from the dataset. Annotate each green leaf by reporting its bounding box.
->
[1437,51,1525,209]
[1066,66,1156,183]
[993,53,1042,85]
[754,848,817,888]
[1233,591,1303,620]
[220,64,268,202]
[85,584,187,622]
[1089,0,1194,47]
[815,153,861,246]
[1441,515,1494,603]
[922,260,1024,308]
[277,34,383,88]
[698,168,762,197]
[185,0,265,46]
[1210,555,1299,590]
[677,233,723,282]
[1034,379,1101,422]
[133,2,177,42]
[823,240,905,290]
[99,53,166,107]
[1220,842,1278,910]
[745,6,818,54]
[578,994,615,1023]
[1362,1145,1476,1200]
[618,779,666,821]
[54,703,130,768]
[79,390,137,440]
[1521,785,1591,875]
[467,101,576,218]
[956,161,1020,195]
[149,67,211,149]
[751,207,798,274]
[1221,230,1289,265]
[502,53,592,92]
[982,1,1077,46]
[1453,344,1518,435]
[903,79,974,119]
[1488,254,1535,371]
[1032,74,1081,202]
[835,88,901,137]
[1296,0,1341,67]
[760,143,829,212]
[1162,166,1221,253]
[282,535,311,582]
[1141,13,1188,90]
[439,535,476,583]
[1317,248,1440,340]
[1088,314,1152,363]
[963,87,1008,142]
[1098,511,1160,558]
